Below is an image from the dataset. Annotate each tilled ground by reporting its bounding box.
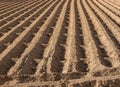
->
[0,0,120,87]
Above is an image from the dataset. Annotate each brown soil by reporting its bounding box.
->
[0,0,120,86]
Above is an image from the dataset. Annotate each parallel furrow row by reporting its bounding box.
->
[0,0,31,14]
[0,0,37,20]
[0,0,50,53]
[102,0,120,10]
[0,0,41,26]
[92,0,120,25]
[0,0,57,75]
[88,0,120,44]
[7,0,62,76]
[0,0,120,86]
[98,0,120,16]
[84,0,120,68]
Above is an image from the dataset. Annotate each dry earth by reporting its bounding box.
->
[0,0,120,87]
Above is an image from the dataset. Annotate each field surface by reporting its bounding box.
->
[0,0,120,87]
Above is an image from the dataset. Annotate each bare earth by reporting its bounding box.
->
[0,0,120,87]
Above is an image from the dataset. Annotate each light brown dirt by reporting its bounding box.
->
[0,0,120,87]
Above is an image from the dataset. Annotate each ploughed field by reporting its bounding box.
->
[0,0,120,86]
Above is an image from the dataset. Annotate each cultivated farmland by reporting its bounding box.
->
[0,0,120,86]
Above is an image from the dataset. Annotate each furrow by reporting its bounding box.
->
[0,0,37,20]
[98,0,120,16]
[0,3,18,11]
[0,1,22,10]
[33,0,65,75]
[0,0,57,75]
[88,0,120,47]
[77,0,107,75]
[0,0,50,54]
[0,0,41,27]
[84,1,113,70]
[62,0,77,74]
[84,0,120,67]
[41,0,68,75]
[45,1,70,76]
[0,0,31,14]
[7,0,62,76]
[0,0,120,86]
[109,0,120,7]
[103,0,120,10]
[92,0,120,25]
[75,0,88,73]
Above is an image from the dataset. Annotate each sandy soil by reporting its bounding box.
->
[0,0,120,86]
